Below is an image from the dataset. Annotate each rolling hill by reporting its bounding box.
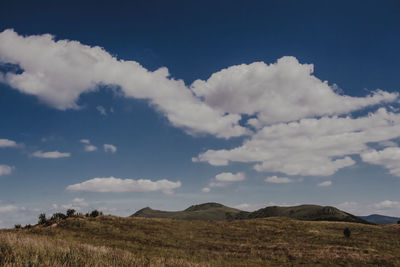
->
[359,214,400,225]
[132,202,370,224]
[131,202,241,220]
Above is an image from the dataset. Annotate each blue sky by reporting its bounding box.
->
[1,0,400,227]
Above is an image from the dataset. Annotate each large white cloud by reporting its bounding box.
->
[0,165,13,176]
[361,147,400,177]
[0,138,17,148]
[194,108,400,176]
[32,150,70,158]
[0,29,246,138]
[66,176,181,194]
[191,56,398,127]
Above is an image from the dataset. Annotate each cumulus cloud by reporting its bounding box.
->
[84,144,98,152]
[66,176,181,194]
[0,29,246,138]
[215,172,245,182]
[201,187,210,193]
[317,181,332,187]
[361,147,400,176]
[80,139,90,144]
[104,144,117,153]
[191,56,398,127]
[32,150,70,158]
[337,200,400,216]
[52,197,89,211]
[203,172,245,191]
[265,176,293,184]
[0,165,13,176]
[194,108,400,176]
[0,138,17,148]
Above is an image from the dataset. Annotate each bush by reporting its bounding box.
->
[398,220,400,224]
[89,210,102,217]
[38,213,47,225]
[343,227,351,238]
[14,224,21,229]
[66,209,76,217]
[51,212,67,221]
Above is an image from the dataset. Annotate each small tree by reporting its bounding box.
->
[398,220,400,224]
[66,209,76,217]
[90,210,100,217]
[38,213,47,225]
[343,227,351,238]
[14,224,21,229]
[51,212,67,221]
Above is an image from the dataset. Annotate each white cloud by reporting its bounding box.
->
[201,187,210,193]
[194,108,400,176]
[66,176,181,195]
[215,172,245,182]
[104,144,117,153]
[84,144,98,152]
[96,105,107,116]
[337,200,400,216]
[372,200,400,209]
[80,139,90,144]
[265,176,293,184]
[0,138,17,148]
[0,205,21,213]
[192,56,398,127]
[317,181,332,187]
[32,150,70,158]
[361,147,400,176]
[0,165,13,176]
[0,29,246,138]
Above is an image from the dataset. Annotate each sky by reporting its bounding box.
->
[1,0,400,228]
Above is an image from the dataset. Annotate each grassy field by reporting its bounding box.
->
[1,216,399,266]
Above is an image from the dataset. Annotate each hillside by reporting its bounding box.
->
[132,203,370,224]
[234,204,370,224]
[359,214,400,225]
[131,202,242,220]
[1,215,399,266]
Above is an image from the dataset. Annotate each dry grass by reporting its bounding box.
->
[1,216,400,266]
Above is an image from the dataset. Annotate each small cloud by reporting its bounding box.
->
[104,144,117,153]
[215,172,245,182]
[317,181,332,187]
[0,138,17,148]
[32,150,70,159]
[80,139,90,144]
[84,145,98,152]
[372,200,400,209]
[265,176,293,184]
[96,105,107,116]
[0,205,21,213]
[201,187,210,193]
[0,165,13,176]
[66,176,181,195]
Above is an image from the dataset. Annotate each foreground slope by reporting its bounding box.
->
[1,216,399,266]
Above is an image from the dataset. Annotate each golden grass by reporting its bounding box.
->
[1,216,400,266]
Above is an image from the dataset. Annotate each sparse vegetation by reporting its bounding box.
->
[66,208,76,217]
[1,215,399,266]
[343,227,351,238]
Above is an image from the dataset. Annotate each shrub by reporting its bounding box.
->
[14,224,21,229]
[66,209,76,217]
[398,220,400,224]
[38,213,47,225]
[343,227,351,238]
[90,210,101,217]
[51,212,67,221]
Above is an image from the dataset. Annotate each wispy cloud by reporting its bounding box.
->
[104,144,117,153]
[32,150,70,159]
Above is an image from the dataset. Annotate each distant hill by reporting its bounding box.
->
[359,214,400,225]
[132,203,370,224]
[131,202,242,221]
[234,204,370,224]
